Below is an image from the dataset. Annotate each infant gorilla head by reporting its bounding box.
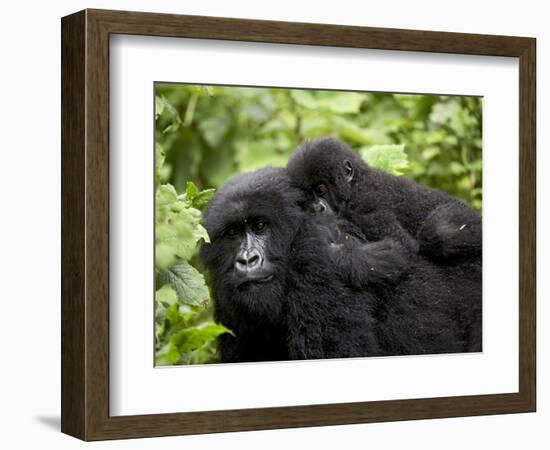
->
[286,137,363,214]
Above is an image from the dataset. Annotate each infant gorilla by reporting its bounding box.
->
[287,137,482,269]
[200,167,481,363]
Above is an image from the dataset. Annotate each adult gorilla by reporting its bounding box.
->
[200,168,380,362]
[200,168,481,363]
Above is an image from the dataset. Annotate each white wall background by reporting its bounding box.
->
[0,1,546,448]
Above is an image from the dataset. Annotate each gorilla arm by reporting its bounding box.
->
[329,207,416,288]
[417,201,482,260]
[329,234,411,289]
[298,212,411,290]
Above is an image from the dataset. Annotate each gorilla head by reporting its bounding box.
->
[200,168,304,325]
[287,137,366,214]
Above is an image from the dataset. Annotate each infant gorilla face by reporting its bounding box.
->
[287,137,362,214]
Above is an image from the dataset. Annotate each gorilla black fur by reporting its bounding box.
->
[287,137,482,263]
[200,167,481,363]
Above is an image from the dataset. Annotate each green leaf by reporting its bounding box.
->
[300,113,332,137]
[234,140,288,172]
[429,100,460,125]
[192,188,216,211]
[360,144,409,175]
[181,344,220,365]
[164,304,197,333]
[165,303,181,327]
[155,242,177,270]
[290,90,364,114]
[449,161,466,175]
[155,142,166,186]
[156,184,178,205]
[155,284,178,306]
[156,95,182,133]
[155,96,165,119]
[156,342,181,366]
[155,184,210,268]
[333,116,385,145]
[155,321,165,344]
[242,103,270,121]
[171,322,232,353]
[198,116,230,147]
[421,146,440,160]
[157,260,210,307]
[184,181,199,201]
[290,90,317,109]
[194,223,210,244]
[316,92,364,114]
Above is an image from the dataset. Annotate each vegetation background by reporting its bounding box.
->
[154,84,482,366]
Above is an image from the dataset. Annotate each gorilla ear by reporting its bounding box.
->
[344,160,354,182]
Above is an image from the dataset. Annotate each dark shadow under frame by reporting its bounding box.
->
[61,8,536,441]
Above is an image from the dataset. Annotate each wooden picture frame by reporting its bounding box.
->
[61,8,536,441]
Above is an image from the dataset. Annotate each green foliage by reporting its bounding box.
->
[155,84,483,365]
[155,183,209,270]
[360,144,408,176]
[155,176,230,365]
[157,261,209,308]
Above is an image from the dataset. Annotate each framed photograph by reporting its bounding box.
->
[61,9,536,441]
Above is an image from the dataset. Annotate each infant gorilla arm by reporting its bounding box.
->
[315,213,410,289]
[287,137,482,262]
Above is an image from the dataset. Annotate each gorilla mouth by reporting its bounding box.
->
[254,274,274,284]
[236,274,274,288]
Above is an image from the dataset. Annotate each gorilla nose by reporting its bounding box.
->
[235,249,262,273]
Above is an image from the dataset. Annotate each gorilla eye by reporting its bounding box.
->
[315,183,328,196]
[225,226,239,237]
[253,221,267,233]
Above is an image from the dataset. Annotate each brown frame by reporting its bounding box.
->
[61,8,536,441]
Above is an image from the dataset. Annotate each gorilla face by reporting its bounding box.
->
[229,218,274,286]
[200,168,304,322]
[287,137,365,214]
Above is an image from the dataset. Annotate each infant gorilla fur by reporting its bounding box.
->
[287,137,482,263]
[200,167,481,363]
